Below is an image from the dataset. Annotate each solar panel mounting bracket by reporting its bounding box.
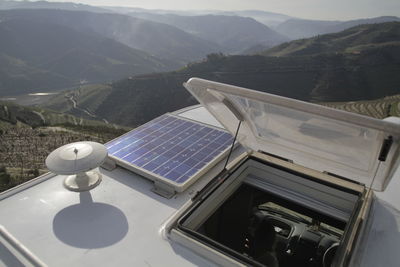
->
[101,157,117,171]
[152,181,176,199]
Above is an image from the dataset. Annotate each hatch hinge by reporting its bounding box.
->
[378,136,393,162]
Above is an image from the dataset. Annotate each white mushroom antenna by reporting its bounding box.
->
[46,141,108,192]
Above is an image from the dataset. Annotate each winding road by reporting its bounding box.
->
[65,93,110,125]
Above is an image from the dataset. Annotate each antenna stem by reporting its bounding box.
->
[223,120,242,170]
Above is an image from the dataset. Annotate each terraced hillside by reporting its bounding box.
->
[261,22,400,57]
[0,102,129,192]
[42,84,113,121]
[274,16,399,40]
[321,94,400,119]
[41,22,400,127]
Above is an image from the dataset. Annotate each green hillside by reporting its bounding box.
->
[0,10,175,96]
[320,94,400,119]
[43,84,113,117]
[275,16,400,40]
[43,22,400,127]
[0,100,129,130]
[0,9,222,67]
[262,22,400,57]
[127,13,288,53]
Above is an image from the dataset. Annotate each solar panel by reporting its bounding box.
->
[105,114,233,193]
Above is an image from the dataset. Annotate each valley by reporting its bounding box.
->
[0,2,400,266]
[0,1,399,193]
[39,22,400,127]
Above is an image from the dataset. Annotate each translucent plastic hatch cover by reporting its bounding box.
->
[184,78,400,191]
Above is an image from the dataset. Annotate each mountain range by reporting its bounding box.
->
[215,10,293,27]
[42,22,400,127]
[263,22,400,57]
[275,16,400,39]
[0,0,108,12]
[125,12,288,54]
[104,6,294,27]
[0,10,175,96]
[0,1,398,127]
[0,8,295,96]
[104,5,399,40]
[1,0,399,193]
[0,9,222,66]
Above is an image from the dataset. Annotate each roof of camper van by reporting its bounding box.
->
[1,89,400,266]
[0,105,246,266]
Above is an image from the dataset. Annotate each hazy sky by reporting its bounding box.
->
[46,0,400,20]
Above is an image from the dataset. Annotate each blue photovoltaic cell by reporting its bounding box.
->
[105,114,233,185]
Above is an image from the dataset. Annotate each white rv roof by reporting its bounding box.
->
[184,78,400,191]
[0,106,234,267]
[0,104,399,267]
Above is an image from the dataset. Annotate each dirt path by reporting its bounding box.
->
[65,93,110,125]
[32,111,46,124]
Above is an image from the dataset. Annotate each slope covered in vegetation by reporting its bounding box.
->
[43,22,400,127]
[263,22,400,57]
[0,101,128,192]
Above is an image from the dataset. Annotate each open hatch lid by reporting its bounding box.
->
[184,78,400,192]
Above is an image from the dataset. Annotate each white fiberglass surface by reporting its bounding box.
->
[184,78,400,191]
[0,169,216,267]
[230,95,381,183]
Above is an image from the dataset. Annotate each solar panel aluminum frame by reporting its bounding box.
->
[105,114,234,194]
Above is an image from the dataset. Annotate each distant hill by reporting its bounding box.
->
[1,9,222,66]
[42,22,400,126]
[0,0,108,12]
[127,13,288,54]
[330,16,400,34]
[0,12,172,96]
[42,84,114,120]
[103,6,216,16]
[262,22,400,57]
[43,76,196,127]
[275,19,340,40]
[241,43,274,55]
[321,94,400,119]
[275,16,400,39]
[216,10,294,27]
[105,6,293,27]
[0,100,123,129]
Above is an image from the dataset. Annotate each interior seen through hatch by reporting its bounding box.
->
[195,184,344,267]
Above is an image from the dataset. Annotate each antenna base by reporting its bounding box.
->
[64,171,102,192]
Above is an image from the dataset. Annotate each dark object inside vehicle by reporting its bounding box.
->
[196,184,343,267]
